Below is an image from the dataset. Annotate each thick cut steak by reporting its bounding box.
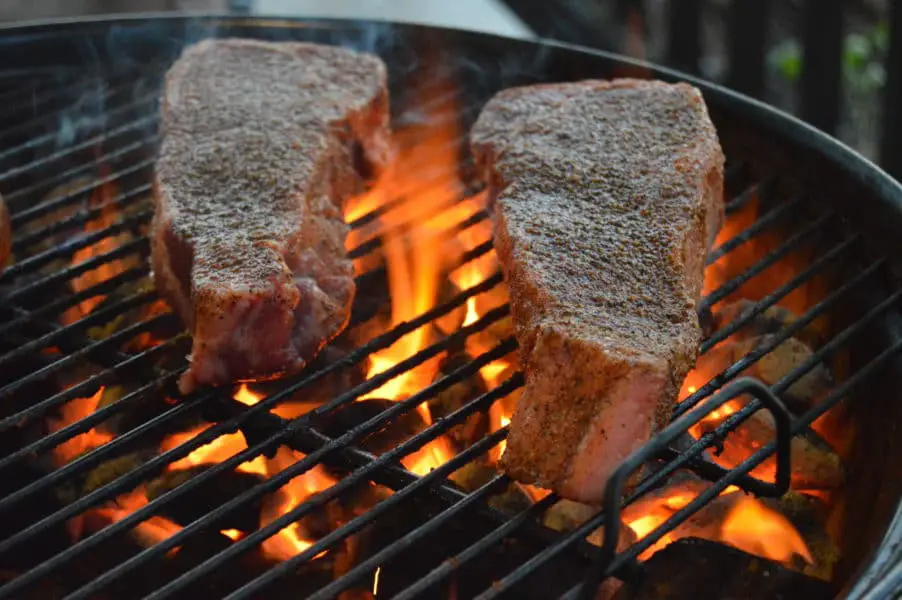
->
[0,194,9,273]
[471,79,724,503]
[152,39,390,394]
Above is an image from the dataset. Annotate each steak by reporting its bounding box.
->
[471,79,724,503]
[152,39,391,394]
[0,194,9,273]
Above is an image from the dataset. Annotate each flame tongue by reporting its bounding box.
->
[722,494,813,564]
[622,482,813,567]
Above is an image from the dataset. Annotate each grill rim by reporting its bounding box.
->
[0,12,899,205]
[0,13,901,599]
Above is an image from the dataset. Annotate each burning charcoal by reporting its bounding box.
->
[317,399,428,459]
[94,384,206,440]
[612,537,832,600]
[699,407,844,490]
[712,300,824,348]
[448,462,532,515]
[145,465,268,532]
[544,499,598,533]
[765,492,839,581]
[71,452,149,500]
[623,477,835,581]
[85,279,176,343]
[702,334,833,412]
[429,353,489,450]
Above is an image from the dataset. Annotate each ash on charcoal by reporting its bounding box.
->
[699,403,844,490]
[712,299,826,349]
[544,499,598,533]
[430,353,489,450]
[706,334,834,412]
[619,476,838,580]
[92,384,207,444]
[145,465,268,532]
[764,492,840,581]
[448,462,531,515]
[612,538,832,600]
[56,451,152,504]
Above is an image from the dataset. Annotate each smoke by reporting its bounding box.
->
[36,14,561,172]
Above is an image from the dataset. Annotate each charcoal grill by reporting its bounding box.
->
[1,14,902,600]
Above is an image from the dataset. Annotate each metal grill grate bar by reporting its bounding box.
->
[8,158,153,227]
[699,211,833,311]
[3,135,157,205]
[0,113,157,187]
[11,183,151,253]
[706,195,801,264]
[561,334,902,600]
[700,234,861,354]
[474,270,900,598]
[0,272,505,598]
[0,209,151,282]
[0,79,156,163]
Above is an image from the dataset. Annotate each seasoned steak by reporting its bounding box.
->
[471,79,724,503]
[0,194,9,273]
[152,39,391,394]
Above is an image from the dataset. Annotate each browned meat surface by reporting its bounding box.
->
[152,39,391,394]
[0,194,9,273]
[471,79,724,503]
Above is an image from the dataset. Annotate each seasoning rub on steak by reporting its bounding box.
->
[471,79,724,503]
[152,39,391,394]
[0,194,10,273]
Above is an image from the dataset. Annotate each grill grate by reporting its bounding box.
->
[0,28,900,600]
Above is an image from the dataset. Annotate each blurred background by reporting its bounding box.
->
[1,0,896,180]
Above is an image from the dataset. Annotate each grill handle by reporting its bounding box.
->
[577,376,793,600]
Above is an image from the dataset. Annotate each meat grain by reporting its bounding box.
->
[471,79,724,503]
[152,39,390,394]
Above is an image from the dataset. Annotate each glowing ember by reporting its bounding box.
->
[48,387,113,466]
[160,426,335,561]
[234,383,260,406]
[401,435,456,476]
[62,178,135,324]
[259,447,335,561]
[622,484,812,566]
[722,494,814,564]
[94,488,183,552]
[221,528,243,541]
[373,565,382,596]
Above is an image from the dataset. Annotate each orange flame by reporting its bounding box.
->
[93,488,183,552]
[62,179,132,323]
[48,387,113,466]
[622,485,812,565]
[346,101,463,404]
[722,494,813,564]
[159,385,337,561]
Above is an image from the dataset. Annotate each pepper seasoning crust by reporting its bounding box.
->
[471,79,724,502]
[152,39,391,393]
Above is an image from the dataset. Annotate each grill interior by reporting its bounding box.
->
[1,16,902,600]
